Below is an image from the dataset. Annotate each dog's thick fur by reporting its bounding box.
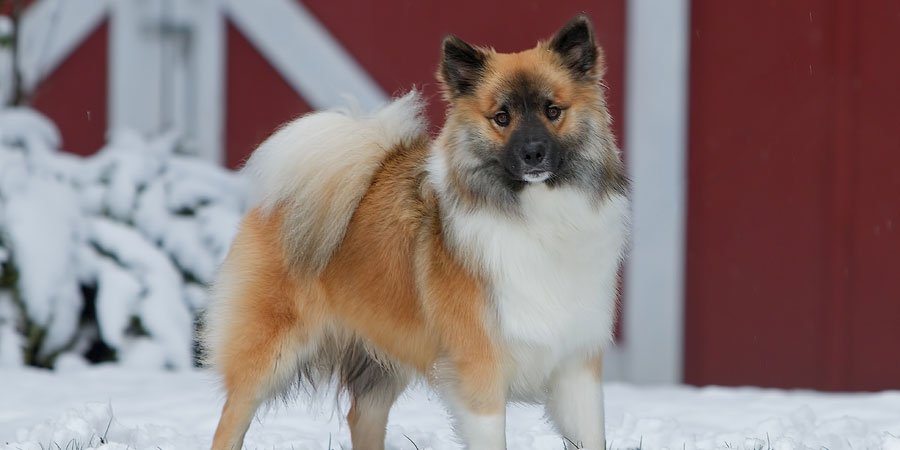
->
[205,15,629,450]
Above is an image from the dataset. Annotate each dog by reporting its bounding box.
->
[204,14,629,450]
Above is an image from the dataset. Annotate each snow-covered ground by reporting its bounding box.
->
[2,367,899,450]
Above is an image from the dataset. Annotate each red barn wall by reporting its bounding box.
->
[843,0,900,390]
[685,0,900,391]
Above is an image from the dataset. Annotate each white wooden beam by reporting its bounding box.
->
[622,0,691,384]
[223,0,387,111]
[187,0,225,164]
[153,0,225,164]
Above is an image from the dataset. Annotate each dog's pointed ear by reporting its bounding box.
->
[438,35,487,98]
[549,14,601,79]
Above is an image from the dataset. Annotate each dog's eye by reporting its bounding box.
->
[493,110,511,127]
[545,105,562,121]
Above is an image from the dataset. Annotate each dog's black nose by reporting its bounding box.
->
[521,141,547,166]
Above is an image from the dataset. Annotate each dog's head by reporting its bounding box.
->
[436,15,624,210]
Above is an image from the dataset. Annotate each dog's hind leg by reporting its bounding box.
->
[206,211,327,450]
[207,286,324,450]
[209,326,321,450]
[344,348,410,450]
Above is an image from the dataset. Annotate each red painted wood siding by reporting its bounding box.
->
[685,0,900,390]
[844,0,900,390]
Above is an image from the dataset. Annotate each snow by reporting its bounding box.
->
[92,257,142,349]
[1,138,84,359]
[0,108,62,152]
[1,367,899,450]
[88,218,193,369]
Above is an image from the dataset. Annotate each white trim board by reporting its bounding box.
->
[223,0,387,111]
[189,0,226,165]
[620,0,690,384]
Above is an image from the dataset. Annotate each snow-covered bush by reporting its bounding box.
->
[0,108,248,369]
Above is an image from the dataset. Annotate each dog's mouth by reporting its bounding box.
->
[498,160,556,184]
[521,170,552,183]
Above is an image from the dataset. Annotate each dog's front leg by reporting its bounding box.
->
[440,355,507,450]
[546,354,606,450]
[420,227,508,448]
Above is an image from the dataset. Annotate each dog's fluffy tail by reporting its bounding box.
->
[243,91,426,275]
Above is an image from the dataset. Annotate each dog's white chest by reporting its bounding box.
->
[448,186,629,382]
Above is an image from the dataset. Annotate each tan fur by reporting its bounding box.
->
[207,208,329,449]
[320,138,440,371]
[416,208,505,414]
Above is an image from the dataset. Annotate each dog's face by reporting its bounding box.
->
[437,15,620,208]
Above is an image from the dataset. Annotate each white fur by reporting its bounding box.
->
[448,404,507,450]
[429,148,629,401]
[244,90,425,210]
[546,357,606,449]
